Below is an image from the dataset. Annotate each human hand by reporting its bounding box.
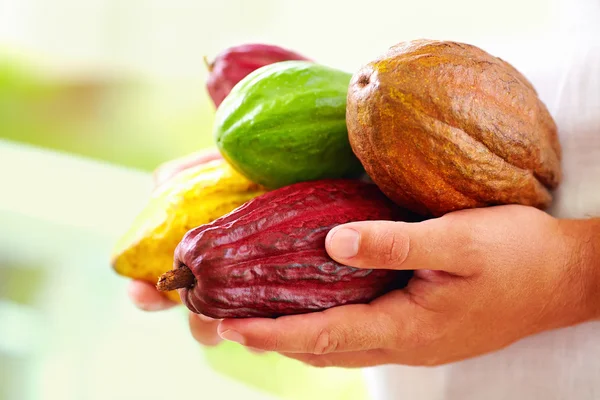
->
[152,148,223,188]
[127,149,224,346]
[215,205,599,367]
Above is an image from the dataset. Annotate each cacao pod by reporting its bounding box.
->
[214,60,364,189]
[205,43,310,107]
[158,179,416,318]
[346,39,562,217]
[111,158,267,302]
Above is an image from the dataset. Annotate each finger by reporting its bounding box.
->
[128,280,177,311]
[247,347,266,354]
[188,313,223,346]
[153,149,222,187]
[281,349,391,369]
[325,217,474,275]
[217,293,412,354]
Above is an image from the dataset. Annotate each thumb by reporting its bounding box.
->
[325,217,472,275]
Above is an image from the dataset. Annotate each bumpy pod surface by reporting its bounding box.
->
[111,159,267,302]
[347,39,562,217]
[172,179,416,318]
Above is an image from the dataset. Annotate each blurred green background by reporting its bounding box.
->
[0,0,568,399]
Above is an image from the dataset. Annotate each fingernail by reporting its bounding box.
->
[140,302,168,312]
[328,227,360,259]
[219,330,245,345]
[196,313,215,322]
[248,347,265,354]
[132,297,172,312]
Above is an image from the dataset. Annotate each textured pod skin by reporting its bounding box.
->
[206,43,310,107]
[111,159,267,302]
[173,180,416,318]
[347,39,562,217]
[214,61,364,189]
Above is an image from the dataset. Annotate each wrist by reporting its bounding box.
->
[584,219,600,321]
[565,218,600,322]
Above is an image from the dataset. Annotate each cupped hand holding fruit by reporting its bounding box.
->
[114,39,600,368]
[215,206,600,367]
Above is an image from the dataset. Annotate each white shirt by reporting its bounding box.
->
[365,1,600,399]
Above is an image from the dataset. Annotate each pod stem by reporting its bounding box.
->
[202,55,213,72]
[156,265,195,292]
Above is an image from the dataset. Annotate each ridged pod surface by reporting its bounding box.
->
[172,179,416,318]
[111,159,267,302]
[347,39,562,217]
[205,43,310,107]
[214,61,364,189]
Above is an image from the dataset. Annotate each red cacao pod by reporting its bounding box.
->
[158,180,417,318]
[205,43,310,107]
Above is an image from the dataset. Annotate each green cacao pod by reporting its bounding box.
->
[213,61,364,189]
[157,179,416,318]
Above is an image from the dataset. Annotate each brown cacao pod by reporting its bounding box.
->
[205,43,310,107]
[158,179,417,318]
[346,39,562,217]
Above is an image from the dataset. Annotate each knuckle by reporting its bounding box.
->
[312,329,340,355]
[263,333,281,351]
[376,228,408,266]
[383,236,400,265]
[401,316,441,350]
[443,214,475,243]
[439,214,482,264]
[410,329,436,349]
